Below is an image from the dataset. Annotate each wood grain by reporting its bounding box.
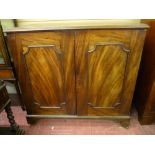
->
[75,29,146,116]
[7,31,76,115]
[24,46,65,108]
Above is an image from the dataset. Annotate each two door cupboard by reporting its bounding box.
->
[4,22,148,127]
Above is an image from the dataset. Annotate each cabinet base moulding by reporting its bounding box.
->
[26,115,130,128]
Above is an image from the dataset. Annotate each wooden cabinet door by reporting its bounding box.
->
[75,30,146,116]
[8,31,76,115]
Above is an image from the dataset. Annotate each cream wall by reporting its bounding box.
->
[0,19,15,28]
[16,19,141,27]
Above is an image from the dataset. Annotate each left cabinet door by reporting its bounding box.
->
[7,31,76,115]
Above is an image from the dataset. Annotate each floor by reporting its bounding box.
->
[0,106,155,135]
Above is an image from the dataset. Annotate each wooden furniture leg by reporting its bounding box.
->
[119,119,130,128]
[5,101,25,134]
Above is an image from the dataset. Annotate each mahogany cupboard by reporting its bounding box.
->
[4,22,148,127]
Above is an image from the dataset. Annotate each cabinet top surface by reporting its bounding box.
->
[3,20,149,33]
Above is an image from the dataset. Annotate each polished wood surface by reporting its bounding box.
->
[6,25,147,126]
[134,20,155,124]
[7,31,76,115]
[75,30,147,117]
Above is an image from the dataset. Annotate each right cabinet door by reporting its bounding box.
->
[75,29,146,116]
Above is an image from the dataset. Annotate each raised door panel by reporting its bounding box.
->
[87,44,128,107]
[8,31,76,115]
[75,30,146,116]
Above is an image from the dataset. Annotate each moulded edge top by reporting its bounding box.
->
[3,20,149,33]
